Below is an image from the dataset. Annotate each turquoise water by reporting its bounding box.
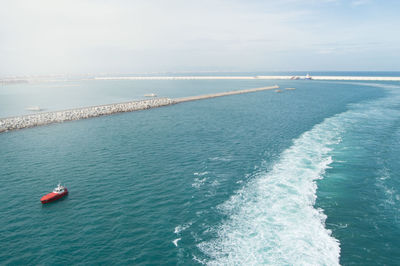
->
[1,78,399,264]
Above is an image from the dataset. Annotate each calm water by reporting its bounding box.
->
[1,77,399,265]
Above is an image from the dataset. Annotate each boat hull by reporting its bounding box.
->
[40,189,68,204]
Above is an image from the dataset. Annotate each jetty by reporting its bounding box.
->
[174,85,278,103]
[0,85,278,133]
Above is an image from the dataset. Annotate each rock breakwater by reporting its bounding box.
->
[0,85,278,133]
[174,85,279,103]
[0,98,174,133]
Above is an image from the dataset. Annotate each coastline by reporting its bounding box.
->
[2,75,400,85]
[94,76,400,81]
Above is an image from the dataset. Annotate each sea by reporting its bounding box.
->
[0,72,399,265]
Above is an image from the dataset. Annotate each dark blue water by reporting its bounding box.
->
[1,79,399,264]
[316,83,400,265]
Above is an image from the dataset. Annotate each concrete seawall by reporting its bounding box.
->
[0,85,278,133]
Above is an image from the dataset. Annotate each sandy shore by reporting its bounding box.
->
[95,76,400,81]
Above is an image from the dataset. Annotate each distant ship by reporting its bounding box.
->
[144,93,157,97]
[40,184,68,204]
[26,106,42,111]
[304,73,312,80]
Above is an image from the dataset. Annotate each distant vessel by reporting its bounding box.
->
[305,73,312,80]
[40,184,68,204]
[275,89,282,93]
[144,93,157,97]
[285,88,296,90]
[26,106,42,111]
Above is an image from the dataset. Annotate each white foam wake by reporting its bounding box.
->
[198,116,344,265]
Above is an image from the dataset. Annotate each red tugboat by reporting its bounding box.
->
[41,184,68,204]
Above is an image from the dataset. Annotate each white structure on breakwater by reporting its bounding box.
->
[0,85,279,133]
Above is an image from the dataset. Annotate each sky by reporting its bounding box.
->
[1,0,400,76]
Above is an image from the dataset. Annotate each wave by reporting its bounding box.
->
[174,222,193,234]
[172,238,181,247]
[192,177,208,189]
[198,113,346,265]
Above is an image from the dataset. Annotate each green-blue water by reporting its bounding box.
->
[1,77,399,264]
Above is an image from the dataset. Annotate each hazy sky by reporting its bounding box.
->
[1,0,400,76]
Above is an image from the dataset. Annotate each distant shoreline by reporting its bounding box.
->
[2,74,400,84]
[94,76,400,81]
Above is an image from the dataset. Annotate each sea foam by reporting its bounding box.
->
[198,115,345,265]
